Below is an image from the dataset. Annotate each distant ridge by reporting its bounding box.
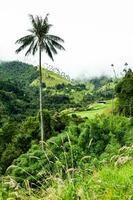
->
[0,61,70,87]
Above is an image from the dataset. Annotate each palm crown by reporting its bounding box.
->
[15,14,65,60]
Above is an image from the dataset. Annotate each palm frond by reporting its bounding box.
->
[16,43,29,54]
[50,40,65,51]
[15,35,35,54]
[36,15,42,29]
[47,41,57,55]
[43,42,54,61]
[15,35,34,44]
[32,42,38,55]
[27,29,34,34]
[25,41,35,56]
[41,24,52,35]
[29,14,37,30]
[44,13,49,23]
[47,35,64,43]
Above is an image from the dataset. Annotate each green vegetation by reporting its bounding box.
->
[115,68,133,116]
[70,100,112,118]
[0,61,38,88]
[0,115,133,199]
[32,67,70,87]
[0,61,133,199]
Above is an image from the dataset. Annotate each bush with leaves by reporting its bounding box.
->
[6,115,132,186]
[115,68,133,116]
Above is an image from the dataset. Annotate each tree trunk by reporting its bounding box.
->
[39,45,44,150]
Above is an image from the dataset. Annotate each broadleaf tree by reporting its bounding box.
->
[15,14,65,149]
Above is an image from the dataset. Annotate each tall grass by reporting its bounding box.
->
[0,116,132,199]
[0,143,133,199]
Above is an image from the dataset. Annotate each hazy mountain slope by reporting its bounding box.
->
[0,61,70,88]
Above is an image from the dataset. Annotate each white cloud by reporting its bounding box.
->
[0,0,133,78]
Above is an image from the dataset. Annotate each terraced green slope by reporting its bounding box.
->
[31,67,70,87]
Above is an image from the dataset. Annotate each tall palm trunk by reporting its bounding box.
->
[15,15,65,150]
[39,45,44,150]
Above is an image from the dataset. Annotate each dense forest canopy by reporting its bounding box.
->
[115,68,133,116]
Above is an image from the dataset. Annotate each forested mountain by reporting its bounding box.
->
[0,61,133,199]
[0,61,38,87]
[0,61,70,87]
[0,61,116,117]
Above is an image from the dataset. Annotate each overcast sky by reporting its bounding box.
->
[0,0,133,78]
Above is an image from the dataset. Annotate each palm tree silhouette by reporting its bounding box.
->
[15,14,65,149]
[111,64,117,79]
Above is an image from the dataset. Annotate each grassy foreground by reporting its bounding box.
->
[0,103,132,200]
[1,160,133,199]
[0,114,132,199]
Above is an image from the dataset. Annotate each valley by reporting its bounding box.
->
[0,61,133,200]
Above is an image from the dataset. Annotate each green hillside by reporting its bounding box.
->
[0,61,70,88]
[32,67,70,87]
[70,100,112,118]
[0,61,38,88]
[0,61,132,200]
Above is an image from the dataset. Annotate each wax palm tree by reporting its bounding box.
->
[111,64,117,79]
[15,14,65,149]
